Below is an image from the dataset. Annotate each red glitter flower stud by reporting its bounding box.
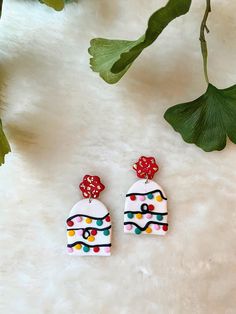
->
[79,175,105,199]
[133,156,159,180]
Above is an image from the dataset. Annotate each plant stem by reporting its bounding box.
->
[0,0,3,18]
[200,0,211,84]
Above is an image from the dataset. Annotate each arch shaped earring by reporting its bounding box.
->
[66,175,112,256]
[124,156,168,236]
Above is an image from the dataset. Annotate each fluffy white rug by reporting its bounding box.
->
[0,0,236,313]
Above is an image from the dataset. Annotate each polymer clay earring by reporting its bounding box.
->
[124,156,168,235]
[66,175,112,256]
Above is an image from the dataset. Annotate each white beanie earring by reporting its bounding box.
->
[124,156,168,236]
[66,175,112,256]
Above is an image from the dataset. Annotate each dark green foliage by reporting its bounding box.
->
[165,84,236,151]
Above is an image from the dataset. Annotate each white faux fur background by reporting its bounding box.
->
[0,0,236,313]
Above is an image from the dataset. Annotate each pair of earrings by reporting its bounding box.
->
[66,156,168,256]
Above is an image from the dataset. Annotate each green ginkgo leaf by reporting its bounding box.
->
[89,38,143,84]
[0,119,11,165]
[89,0,192,84]
[164,83,236,151]
[40,0,64,11]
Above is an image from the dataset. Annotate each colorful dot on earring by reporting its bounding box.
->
[157,214,163,221]
[138,195,145,201]
[88,236,95,242]
[147,193,153,199]
[67,220,74,227]
[91,229,97,236]
[83,246,90,252]
[96,219,103,226]
[130,195,136,201]
[77,229,83,236]
[127,212,134,219]
[148,204,155,211]
[105,216,111,222]
[93,247,100,253]
[135,228,142,235]
[154,224,160,230]
[136,213,142,219]
[163,225,168,232]
[146,213,152,219]
[68,230,75,237]
[125,224,132,231]
[156,195,163,202]
[105,247,110,253]
[103,229,110,236]
[76,216,82,222]
[86,218,92,224]
[67,247,73,253]
[146,227,152,234]
[75,244,82,250]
